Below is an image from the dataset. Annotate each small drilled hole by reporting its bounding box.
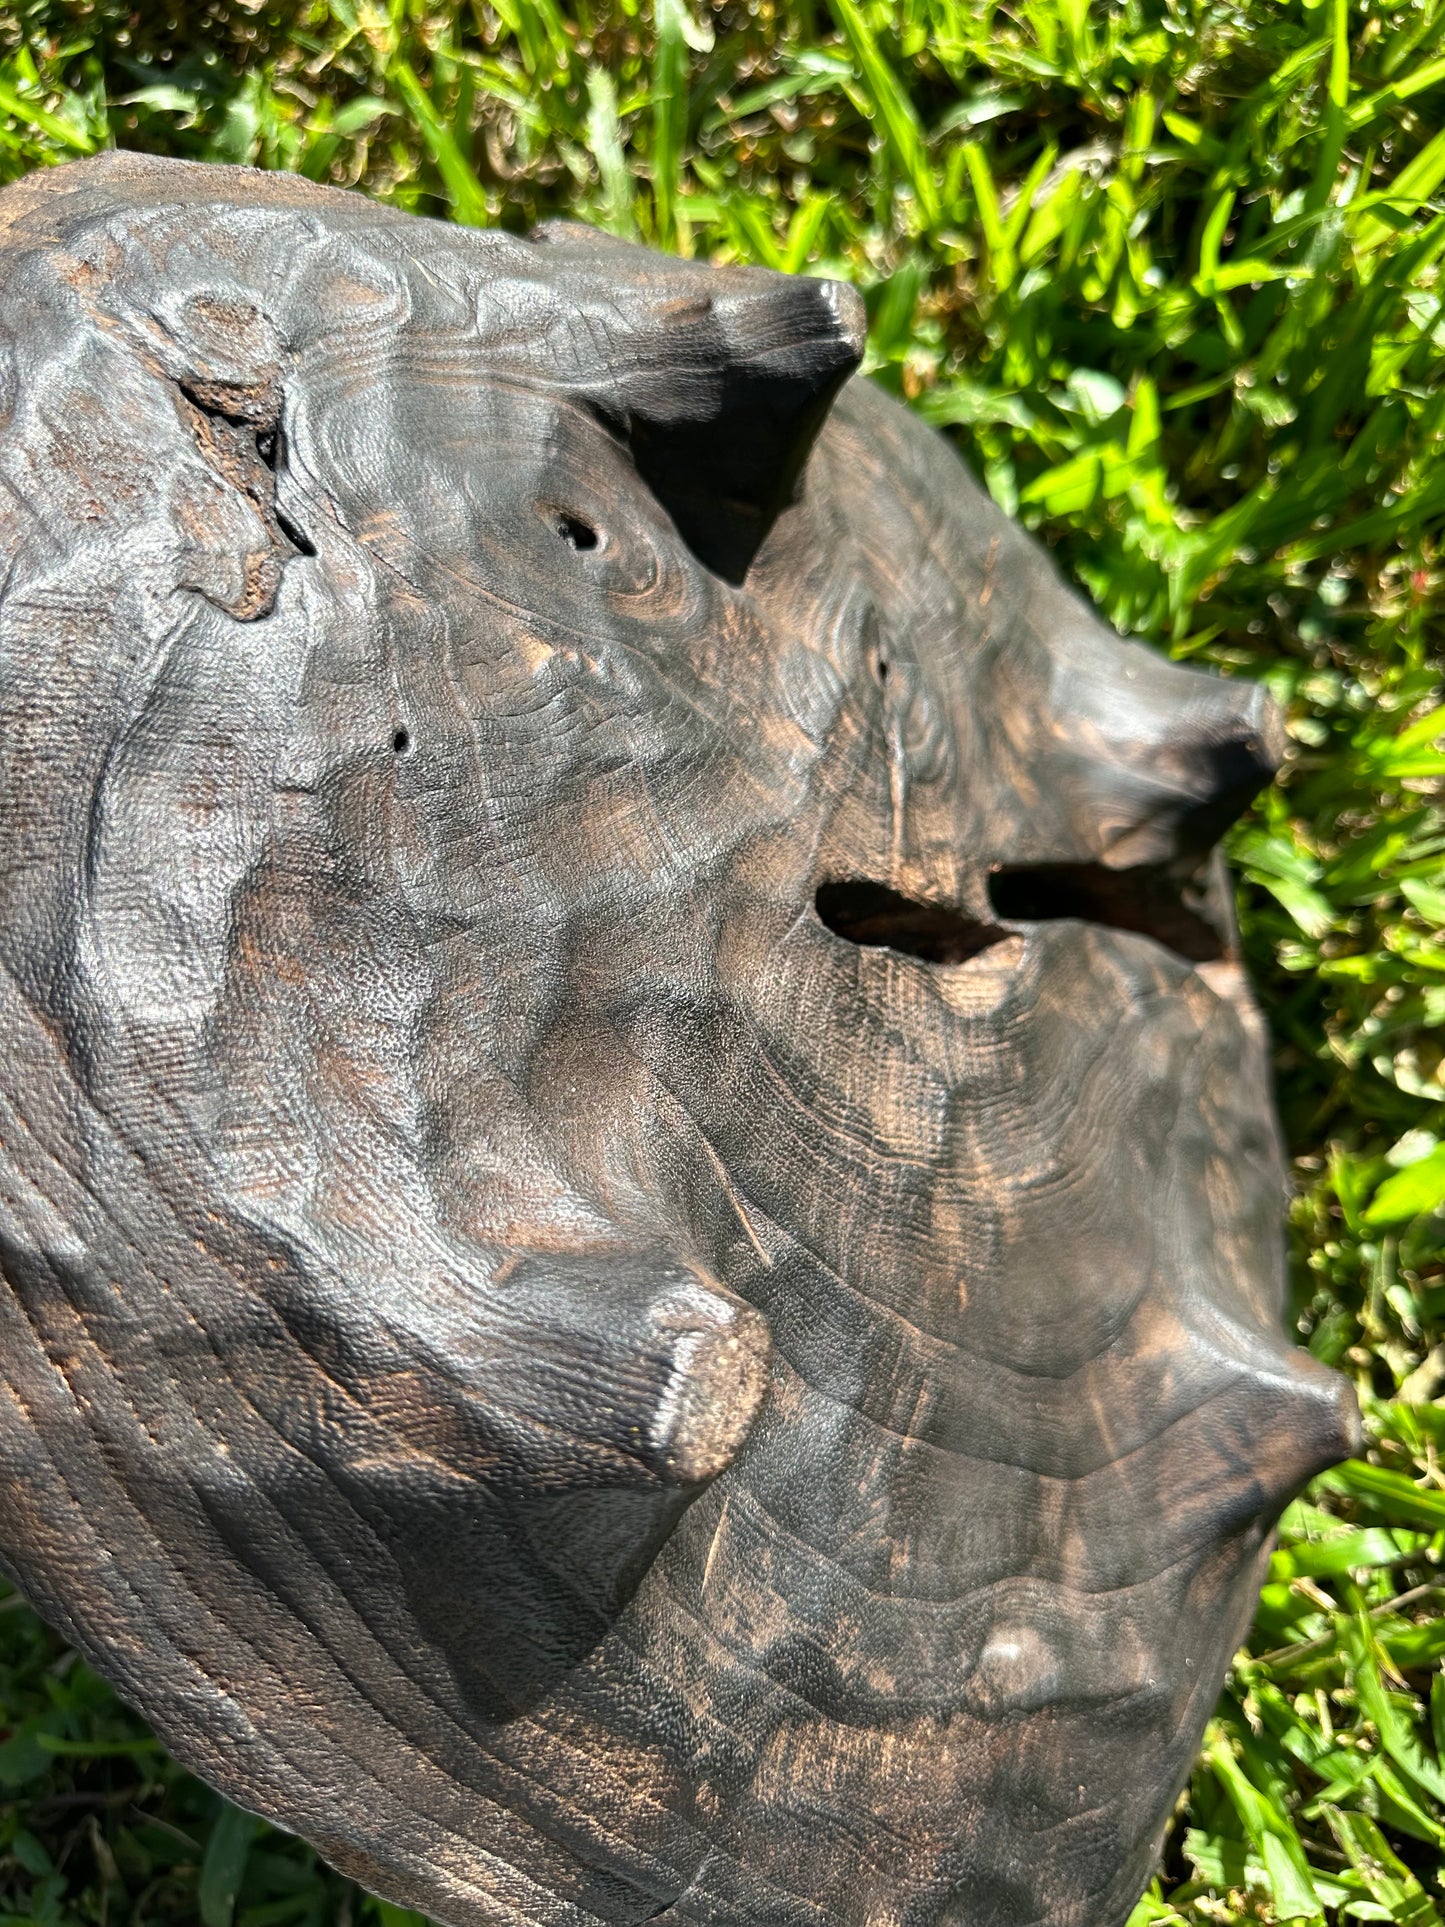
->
[555,512,599,552]
[392,728,411,755]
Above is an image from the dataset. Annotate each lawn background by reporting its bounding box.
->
[1,0,1444,1920]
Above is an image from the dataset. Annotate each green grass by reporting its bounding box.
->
[1,0,1444,1919]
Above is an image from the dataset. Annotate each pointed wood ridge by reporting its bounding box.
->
[0,155,1357,1927]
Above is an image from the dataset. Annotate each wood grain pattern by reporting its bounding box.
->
[0,153,1359,1927]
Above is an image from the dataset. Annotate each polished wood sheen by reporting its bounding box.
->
[0,153,1359,1927]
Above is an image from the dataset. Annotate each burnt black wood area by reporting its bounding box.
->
[0,154,1358,1927]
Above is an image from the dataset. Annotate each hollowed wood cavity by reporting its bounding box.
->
[988,862,1227,964]
[820,863,1228,970]
[555,512,599,551]
[180,383,318,559]
[815,882,1013,965]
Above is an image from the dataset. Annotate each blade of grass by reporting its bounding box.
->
[827,0,941,227]
[390,60,488,224]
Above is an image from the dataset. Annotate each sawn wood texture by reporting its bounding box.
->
[0,153,1360,1927]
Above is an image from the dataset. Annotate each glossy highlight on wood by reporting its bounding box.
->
[0,153,1359,1927]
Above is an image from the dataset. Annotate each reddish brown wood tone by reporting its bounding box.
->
[0,154,1358,1927]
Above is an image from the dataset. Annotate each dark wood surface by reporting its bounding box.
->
[0,153,1360,1927]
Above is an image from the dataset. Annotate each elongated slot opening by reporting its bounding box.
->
[987,862,1227,964]
[815,881,1014,965]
